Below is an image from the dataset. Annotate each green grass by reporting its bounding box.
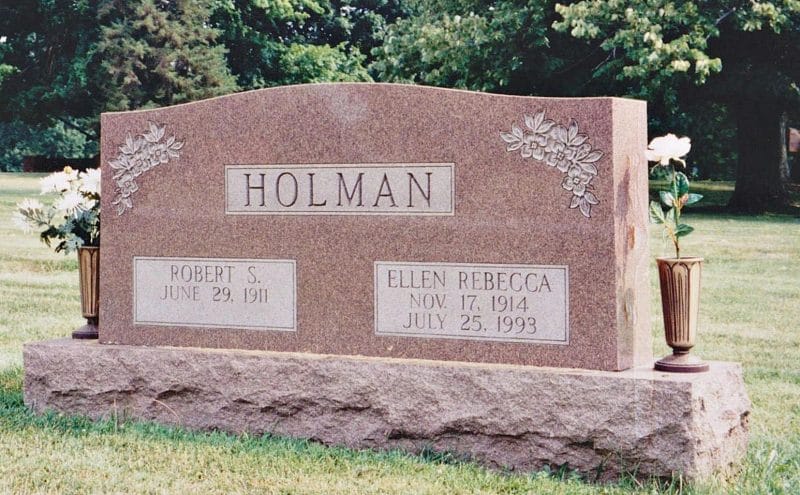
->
[1,172,798,494]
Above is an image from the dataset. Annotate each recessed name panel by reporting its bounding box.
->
[134,257,296,331]
[374,262,569,344]
[225,164,454,215]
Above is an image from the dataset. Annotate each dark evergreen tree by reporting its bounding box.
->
[89,0,239,112]
[0,0,239,169]
[209,0,404,89]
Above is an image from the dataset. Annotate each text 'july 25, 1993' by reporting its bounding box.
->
[374,262,568,344]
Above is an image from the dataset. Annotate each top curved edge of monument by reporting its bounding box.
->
[100,82,642,117]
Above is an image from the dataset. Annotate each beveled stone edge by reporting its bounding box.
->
[24,338,740,384]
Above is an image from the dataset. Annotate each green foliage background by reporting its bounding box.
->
[0,0,798,191]
[0,0,399,171]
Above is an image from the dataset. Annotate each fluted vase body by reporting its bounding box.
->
[655,257,707,372]
[73,246,99,339]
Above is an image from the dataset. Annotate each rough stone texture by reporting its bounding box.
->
[99,83,651,371]
[24,339,749,481]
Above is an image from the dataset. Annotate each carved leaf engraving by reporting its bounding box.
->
[501,111,603,218]
[110,122,184,215]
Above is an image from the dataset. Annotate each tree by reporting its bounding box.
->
[554,1,800,213]
[297,0,411,62]
[279,43,370,83]
[0,121,94,172]
[372,1,798,211]
[89,0,239,112]
[0,0,239,150]
[0,36,14,87]
[0,1,103,170]
[0,0,400,168]
[370,1,727,149]
[210,0,392,88]
[0,0,257,171]
[371,0,585,95]
[0,1,100,140]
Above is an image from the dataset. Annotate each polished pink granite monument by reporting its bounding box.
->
[98,83,651,372]
[24,84,750,480]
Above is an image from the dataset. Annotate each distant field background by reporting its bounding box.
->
[1,173,798,494]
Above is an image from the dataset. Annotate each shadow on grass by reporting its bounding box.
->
[649,180,800,217]
[685,204,800,217]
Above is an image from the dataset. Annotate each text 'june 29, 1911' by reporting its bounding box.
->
[134,257,296,331]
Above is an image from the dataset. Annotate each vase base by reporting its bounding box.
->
[72,323,98,340]
[654,353,709,373]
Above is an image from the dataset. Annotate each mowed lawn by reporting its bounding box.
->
[1,172,798,494]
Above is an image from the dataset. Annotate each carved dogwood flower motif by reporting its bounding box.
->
[522,133,548,160]
[110,122,184,215]
[501,110,604,218]
[562,165,593,195]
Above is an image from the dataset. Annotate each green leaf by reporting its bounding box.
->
[659,191,675,207]
[665,207,676,226]
[675,224,694,238]
[649,201,665,224]
[675,172,690,197]
[684,193,703,206]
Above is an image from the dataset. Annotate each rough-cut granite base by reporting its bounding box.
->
[24,339,750,481]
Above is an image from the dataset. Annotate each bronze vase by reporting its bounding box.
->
[654,257,708,372]
[72,246,99,339]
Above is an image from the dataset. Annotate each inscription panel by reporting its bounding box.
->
[374,262,569,344]
[134,257,296,331]
[226,163,454,215]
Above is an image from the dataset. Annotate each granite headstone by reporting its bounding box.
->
[25,84,751,480]
[99,83,650,371]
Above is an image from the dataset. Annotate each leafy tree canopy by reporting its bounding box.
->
[211,0,406,88]
[0,0,401,170]
[553,0,800,109]
[372,1,573,94]
[554,0,800,211]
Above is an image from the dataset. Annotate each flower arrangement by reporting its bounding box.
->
[646,134,702,258]
[13,167,101,254]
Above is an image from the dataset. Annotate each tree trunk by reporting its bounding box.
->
[791,154,800,183]
[728,101,791,212]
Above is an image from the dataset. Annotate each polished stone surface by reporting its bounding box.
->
[100,83,650,371]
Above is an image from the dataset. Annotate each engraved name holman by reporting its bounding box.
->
[244,170,433,208]
[225,165,454,215]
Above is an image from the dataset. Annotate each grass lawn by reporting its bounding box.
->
[1,173,798,494]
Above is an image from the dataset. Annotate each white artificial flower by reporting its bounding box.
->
[81,196,99,211]
[55,190,84,212]
[40,171,71,194]
[79,168,101,195]
[18,198,44,211]
[16,165,99,253]
[11,211,32,234]
[645,134,691,166]
[64,166,79,179]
